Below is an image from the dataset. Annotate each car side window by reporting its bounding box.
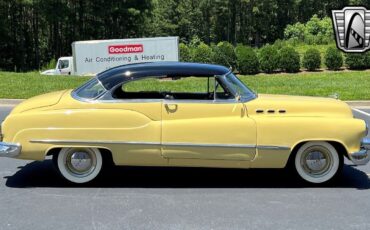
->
[111,76,233,101]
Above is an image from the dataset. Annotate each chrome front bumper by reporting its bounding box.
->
[0,142,21,158]
[349,138,370,165]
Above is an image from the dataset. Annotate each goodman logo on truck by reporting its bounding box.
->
[108,44,144,54]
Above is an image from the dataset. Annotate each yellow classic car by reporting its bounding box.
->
[0,62,369,184]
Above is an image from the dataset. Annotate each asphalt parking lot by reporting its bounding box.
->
[0,105,370,230]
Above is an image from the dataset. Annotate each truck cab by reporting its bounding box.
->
[41,56,73,75]
[56,57,73,75]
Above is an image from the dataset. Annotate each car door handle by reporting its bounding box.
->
[165,103,178,113]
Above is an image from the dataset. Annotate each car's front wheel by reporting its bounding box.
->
[55,147,103,183]
[294,141,343,184]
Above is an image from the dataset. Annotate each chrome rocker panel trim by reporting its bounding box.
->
[349,138,370,165]
[30,139,290,150]
[0,142,21,158]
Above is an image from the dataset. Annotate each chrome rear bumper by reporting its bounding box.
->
[0,142,21,158]
[349,138,370,165]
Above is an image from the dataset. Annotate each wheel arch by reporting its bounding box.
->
[45,146,115,166]
[286,139,348,168]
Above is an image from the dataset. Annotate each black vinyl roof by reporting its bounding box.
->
[97,62,230,89]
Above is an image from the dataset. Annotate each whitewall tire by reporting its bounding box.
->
[56,147,103,184]
[294,142,342,184]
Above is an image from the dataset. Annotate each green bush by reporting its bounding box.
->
[324,47,343,70]
[191,42,214,63]
[235,45,259,74]
[303,48,321,71]
[345,53,369,70]
[278,46,300,73]
[212,41,237,68]
[179,43,191,62]
[258,44,279,73]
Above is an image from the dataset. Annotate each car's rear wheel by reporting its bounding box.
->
[55,147,103,183]
[294,141,343,184]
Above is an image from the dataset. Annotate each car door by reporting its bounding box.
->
[161,99,257,161]
[57,59,71,75]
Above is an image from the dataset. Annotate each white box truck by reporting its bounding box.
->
[41,37,179,76]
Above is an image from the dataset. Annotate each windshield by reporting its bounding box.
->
[58,60,69,69]
[73,78,107,100]
[222,73,256,101]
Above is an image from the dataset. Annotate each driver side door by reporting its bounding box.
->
[161,77,257,162]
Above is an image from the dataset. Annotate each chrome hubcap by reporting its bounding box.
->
[301,146,332,177]
[65,149,97,177]
[70,152,92,172]
[306,151,327,171]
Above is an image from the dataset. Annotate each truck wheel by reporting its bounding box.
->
[55,147,103,183]
[294,142,343,184]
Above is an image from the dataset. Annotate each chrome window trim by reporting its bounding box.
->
[71,71,257,104]
[30,139,290,150]
[72,78,107,102]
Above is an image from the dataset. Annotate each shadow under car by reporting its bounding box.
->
[4,160,370,189]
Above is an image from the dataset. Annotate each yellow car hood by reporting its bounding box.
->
[10,90,68,114]
[247,94,353,118]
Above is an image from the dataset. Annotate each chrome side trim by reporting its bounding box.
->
[162,142,255,148]
[30,139,161,146]
[257,145,291,150]
[29,139,290,150]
